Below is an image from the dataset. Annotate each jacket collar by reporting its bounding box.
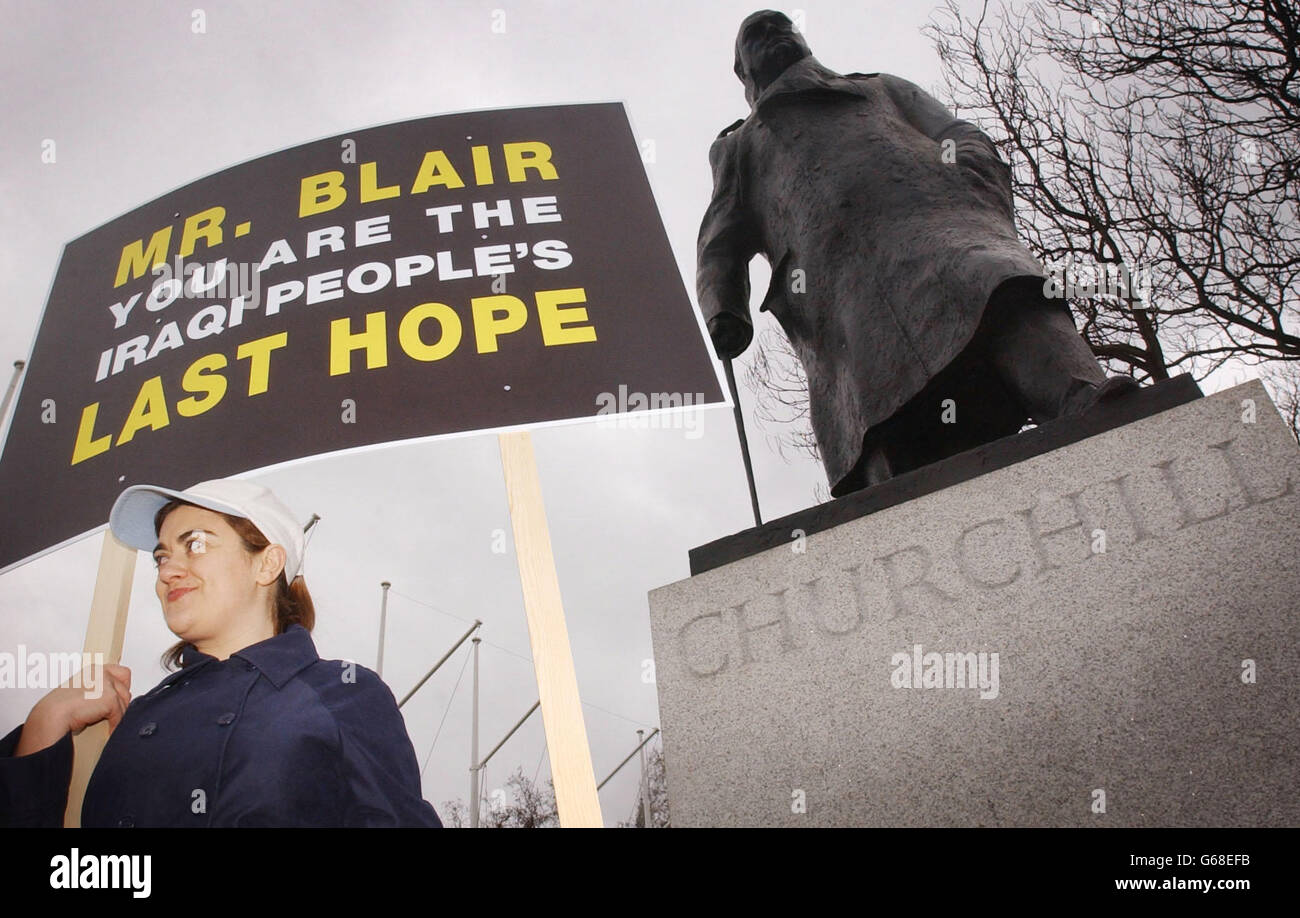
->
[179,624,319,688]
[752,57,875,113]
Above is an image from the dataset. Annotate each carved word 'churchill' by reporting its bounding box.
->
[698,10,1137,495]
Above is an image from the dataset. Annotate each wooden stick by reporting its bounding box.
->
[497,430,603,827]
[64,529,136,827]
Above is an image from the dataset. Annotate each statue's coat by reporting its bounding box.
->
[697,57,1046,493]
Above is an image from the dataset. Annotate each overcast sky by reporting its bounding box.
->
[0,0,1255,826]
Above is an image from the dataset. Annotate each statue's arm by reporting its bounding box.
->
[878,74,1015,214]
[697,126,758,360]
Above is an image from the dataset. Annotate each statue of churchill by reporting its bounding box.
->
[698,10,1138,496]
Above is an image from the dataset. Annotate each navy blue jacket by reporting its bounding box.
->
[0,625,442,827]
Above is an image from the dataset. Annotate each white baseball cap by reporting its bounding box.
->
[109,479,307,581]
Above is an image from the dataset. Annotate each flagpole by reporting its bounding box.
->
[0,360,26,455]
[376,581,390,677]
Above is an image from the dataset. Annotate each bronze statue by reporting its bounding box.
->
[699,10,1137,496]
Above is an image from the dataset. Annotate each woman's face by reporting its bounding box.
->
[153,506,270,648]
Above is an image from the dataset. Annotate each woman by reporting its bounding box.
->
[0,478,442,827]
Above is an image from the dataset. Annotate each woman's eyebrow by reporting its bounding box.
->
[153,529,217,553]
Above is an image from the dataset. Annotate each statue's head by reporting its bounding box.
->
[734,10,812,106]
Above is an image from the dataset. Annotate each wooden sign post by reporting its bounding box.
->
[498,430,603,827]
[64,529,136,827]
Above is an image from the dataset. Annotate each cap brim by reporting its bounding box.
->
[108,484,248,553]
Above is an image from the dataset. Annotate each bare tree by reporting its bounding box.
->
[746,0,1300,459]
[926,0,1297,375]
[616,745,672,828]
[1262,359,1300,438]
[742,329,835,501]
[440,767,559,828]
[743,327,821,464]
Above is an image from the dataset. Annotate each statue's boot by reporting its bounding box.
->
[862,446,894,488]
[1059,375,1140,419]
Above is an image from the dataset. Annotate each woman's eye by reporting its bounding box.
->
[187,535,207,554]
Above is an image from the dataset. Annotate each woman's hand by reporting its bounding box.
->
[13,663,132,756]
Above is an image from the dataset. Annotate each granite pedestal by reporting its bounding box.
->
[648,379,1299,826]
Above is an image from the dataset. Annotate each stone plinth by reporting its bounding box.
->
[648,380,1300,826]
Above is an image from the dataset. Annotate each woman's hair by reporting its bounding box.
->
[155,498,315,670]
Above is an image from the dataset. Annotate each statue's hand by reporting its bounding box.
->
[708,313,751,360]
